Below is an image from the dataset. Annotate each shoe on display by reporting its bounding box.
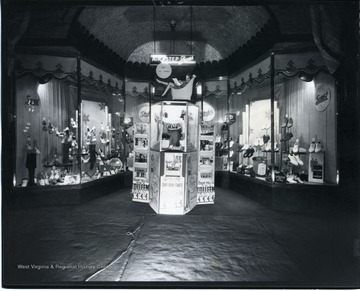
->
[294,154,304,165]
[280,132,293,142]
[294,176,304,184]
[243,149,249,157]
[274,141,279,152]
[287,175,298,184]
[287,117,294,128]
[263,134,270,144]
[293,139,299,153]
[264,142,271,152]
[281,116,289,128]
[309,138,316,153]
[288,154,299,166]
[315,141,322,153]
[254,138,259,147]
[21,179,28,187]
[247,147,255,158]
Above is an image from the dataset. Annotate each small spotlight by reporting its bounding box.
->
[298,72,313,82]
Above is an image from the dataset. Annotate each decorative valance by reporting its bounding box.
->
[230,51,329,94]
[14,54,123,95]
[229,57,271,94]
[15,54,77,81]
[202,80,227,99]
[80,60,122,95]
[125,81,150,99]
[274,51,328,77]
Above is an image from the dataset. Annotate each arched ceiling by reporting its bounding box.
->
[10,1,316,77]
[77,6,270,63]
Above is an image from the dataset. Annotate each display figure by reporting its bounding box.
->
[61,127,72,164]
[25,137,40,186]
[156,74,196,97]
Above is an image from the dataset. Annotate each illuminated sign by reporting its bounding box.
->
[202,103,215,122]
[150,55,196,66]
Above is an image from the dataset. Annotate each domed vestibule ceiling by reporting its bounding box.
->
[12,2,314,79]
[78,6,270,64]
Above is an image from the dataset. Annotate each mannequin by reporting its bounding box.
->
[25,137,40,186]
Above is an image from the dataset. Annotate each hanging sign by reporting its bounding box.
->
[315,84,331,112]
[150,55,196,66]
[138,106,150,122]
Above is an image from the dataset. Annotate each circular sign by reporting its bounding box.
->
[156,63,172,79]
[202,103,215,122]
[315,84,331,112]
[138,106,150,122]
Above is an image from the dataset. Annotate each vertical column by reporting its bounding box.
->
[77,56,82,181]
[270,53,275,182]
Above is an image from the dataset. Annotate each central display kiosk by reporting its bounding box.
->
[132,101,215,214]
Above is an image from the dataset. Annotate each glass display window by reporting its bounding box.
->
[150,101,199,152]
[200,79,228,171]
[15,70,80,187]
[13,54,124,188]
[228,52,337,185]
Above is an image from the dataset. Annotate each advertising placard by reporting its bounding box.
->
[159,176,185,214]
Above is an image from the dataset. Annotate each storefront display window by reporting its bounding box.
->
[14,54,124,187]
[228,52,337,185]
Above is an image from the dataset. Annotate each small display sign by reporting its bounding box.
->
[150,54,196,66]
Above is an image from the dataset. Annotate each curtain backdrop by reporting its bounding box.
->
[15,76,73,183]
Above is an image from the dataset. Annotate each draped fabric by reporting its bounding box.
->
[310,5,345,74]
[15,76,73,183]
[37,79,73,164]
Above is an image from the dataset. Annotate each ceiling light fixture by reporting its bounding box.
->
[298,72,314,82]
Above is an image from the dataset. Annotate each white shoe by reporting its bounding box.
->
[264,142,271,152]
[315,142,322,153]
[294,154,304,165]
[288,154,299,166]
[273,141,279,152]
[287,175,298,184]
[309,138,316,153]
[293,139,299,153]
[21,179,28,187]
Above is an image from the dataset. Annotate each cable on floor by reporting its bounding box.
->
[85,216,146,282]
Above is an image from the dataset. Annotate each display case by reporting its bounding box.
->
[131,100,215,214]
[197,124,216,204]
[150,101,198,152]
[14,54,125,188]
[132,123,150,202]
[228,52,337,185]
[150,101,199,214]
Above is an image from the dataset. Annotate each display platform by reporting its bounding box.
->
[228,172,339,213]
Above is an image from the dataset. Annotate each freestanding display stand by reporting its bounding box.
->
[132,101,215,214]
